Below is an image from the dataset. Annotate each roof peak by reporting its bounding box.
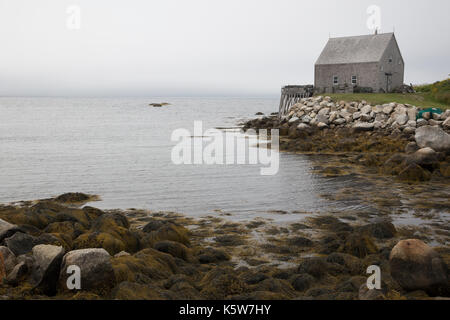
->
[329,32,394,40]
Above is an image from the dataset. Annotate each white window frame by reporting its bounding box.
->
[351,75,357,85]
[333,76,338,86]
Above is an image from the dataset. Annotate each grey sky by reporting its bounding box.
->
[0,0,449,97]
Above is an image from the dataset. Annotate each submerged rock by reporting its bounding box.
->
[54,193,92,204]
[389,239,449,296]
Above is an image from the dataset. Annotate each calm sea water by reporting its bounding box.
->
[0,97,379,221]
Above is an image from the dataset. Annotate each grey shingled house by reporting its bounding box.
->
[314,33,404,94]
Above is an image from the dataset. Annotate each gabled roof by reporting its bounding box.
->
[315,33,396,65]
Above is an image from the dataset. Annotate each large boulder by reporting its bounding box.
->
[415,126,450,153]
[59,248,115,293]
[389,239,449,296]
[4,232,37,256]
[31,244,65,295]
[0,218,20,242]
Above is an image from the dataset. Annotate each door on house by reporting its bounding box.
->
[385,73,392,92]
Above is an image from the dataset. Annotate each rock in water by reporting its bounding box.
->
[415,126,450,153]
[59,248,115,293]
[0,218,20,242]
[32,245,65,295]
[389,239,449,295]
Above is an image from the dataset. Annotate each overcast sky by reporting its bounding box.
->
[0,0,449,97]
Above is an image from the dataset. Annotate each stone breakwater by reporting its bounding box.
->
[275,96,450,134]
[243,97,450,183]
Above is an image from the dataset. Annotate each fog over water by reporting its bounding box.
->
[0,0,449,97]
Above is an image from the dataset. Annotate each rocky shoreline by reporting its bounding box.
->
[244,97,450,182]
[0,190,449,300]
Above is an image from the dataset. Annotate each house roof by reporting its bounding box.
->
[315,33,396,65]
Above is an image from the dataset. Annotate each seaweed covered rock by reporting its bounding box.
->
[59,248,115,294]
[389,239,449,296]
[199,266,248,299]
[297,257,329,278]
[141,222,190,247]
[113,281,171,300]
[54,193,92,204]
[338,234,378,258]
[73,213,140,255]
[112,248,178,284]
[357,221,397,239]
[290,273,315,291]
[196,247,231,264]
[154,240,191,261]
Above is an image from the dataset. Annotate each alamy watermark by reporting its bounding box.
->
[366,5,381,32]
[171,121,280,176]
[366,265,381,290]
[66,5,81,30]
[66,265,81,290]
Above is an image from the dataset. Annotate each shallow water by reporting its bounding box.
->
[0,97,449,228]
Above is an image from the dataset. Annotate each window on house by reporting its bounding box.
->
[333,76,338,86]
[388,57,393,63]
[351,76,357,85]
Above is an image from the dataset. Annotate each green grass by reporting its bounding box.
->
[324,93,450,110]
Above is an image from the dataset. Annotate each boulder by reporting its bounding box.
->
[383,104,394,114]
[32,245,65,295]
[5,261,29,286]
[0,246,17,275]
[405,147,439,171]
[361,105,372,115]
[4,232,36,256]
[390,239,448,295]
[417,119,428,127]
[59,248,115,293]
[0,218,20,242]
[405,142,419,154]
[415,126,450,153]
[353,122,374,133]
[442,117,450,129]
[154,240,191,261]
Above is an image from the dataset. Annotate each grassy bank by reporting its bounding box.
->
[324,93,450,110]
